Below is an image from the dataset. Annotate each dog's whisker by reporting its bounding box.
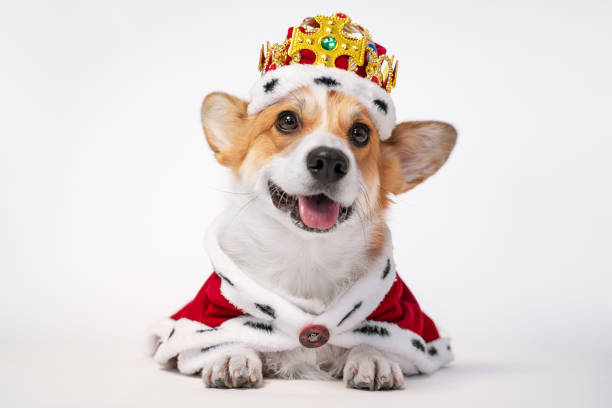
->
[359,182,375,223]
[355,202,368,245]
[207,186,257,196]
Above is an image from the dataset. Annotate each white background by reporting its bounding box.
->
[1,0,610,407]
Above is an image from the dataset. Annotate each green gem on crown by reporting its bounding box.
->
[321,36,337,51]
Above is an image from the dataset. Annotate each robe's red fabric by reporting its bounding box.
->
[171,273,440,343]
[171,274,242,328]
[366,275,440,342]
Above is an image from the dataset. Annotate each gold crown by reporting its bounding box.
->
[258,12,398,93]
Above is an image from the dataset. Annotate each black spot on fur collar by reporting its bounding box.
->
[263,78,278,93]
[411,339,426,352]
[314,76,340,87]
[382,258,391,279]
[196,328,218,333]
[201,344,221,353]
[337,301,362,326]
[244,321,273,334]
[353,324,389,337]
[255,303,276,319]
[217,272,234,286]
[373,99,388,114]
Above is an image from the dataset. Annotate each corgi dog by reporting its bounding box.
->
[195,87,456,388]
[150,13,456,391]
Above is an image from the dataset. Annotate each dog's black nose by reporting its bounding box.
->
[306,147,349,183]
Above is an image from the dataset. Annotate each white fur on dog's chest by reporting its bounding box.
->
[219,192,375,309]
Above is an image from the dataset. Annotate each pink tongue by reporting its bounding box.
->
[298,195,340,230]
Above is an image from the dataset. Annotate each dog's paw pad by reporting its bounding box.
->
[343,346,404,391]
[202,350,262,388]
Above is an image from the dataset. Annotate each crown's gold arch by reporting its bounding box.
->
[258,12,399,93]
[287,14,367,67]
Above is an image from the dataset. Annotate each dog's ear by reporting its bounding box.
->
[201,92,249,167]
[381,121,457,194]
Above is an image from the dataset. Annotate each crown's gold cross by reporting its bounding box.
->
[287,13,367,68]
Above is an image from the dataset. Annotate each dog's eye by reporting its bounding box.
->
[348,123,370,147]
[275,111,300,134]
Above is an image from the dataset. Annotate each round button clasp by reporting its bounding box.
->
[299,325,330,348]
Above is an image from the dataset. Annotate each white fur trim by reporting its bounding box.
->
[247,65,396,140]
[205,210,397,338]
[149,211,453,377]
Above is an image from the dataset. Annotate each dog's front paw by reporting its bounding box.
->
[202,346,263,388]
[343,345,404,391]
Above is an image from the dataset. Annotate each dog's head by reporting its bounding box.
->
[201,85,456,238]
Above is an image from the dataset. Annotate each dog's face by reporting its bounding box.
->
[201,87,456,238]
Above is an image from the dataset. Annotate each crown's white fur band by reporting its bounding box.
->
[247,65,396,140]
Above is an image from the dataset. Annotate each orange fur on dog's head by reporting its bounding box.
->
[202,88,318,174]
[201,88,456,239]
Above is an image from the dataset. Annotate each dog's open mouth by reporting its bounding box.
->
[268,181,352,232]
